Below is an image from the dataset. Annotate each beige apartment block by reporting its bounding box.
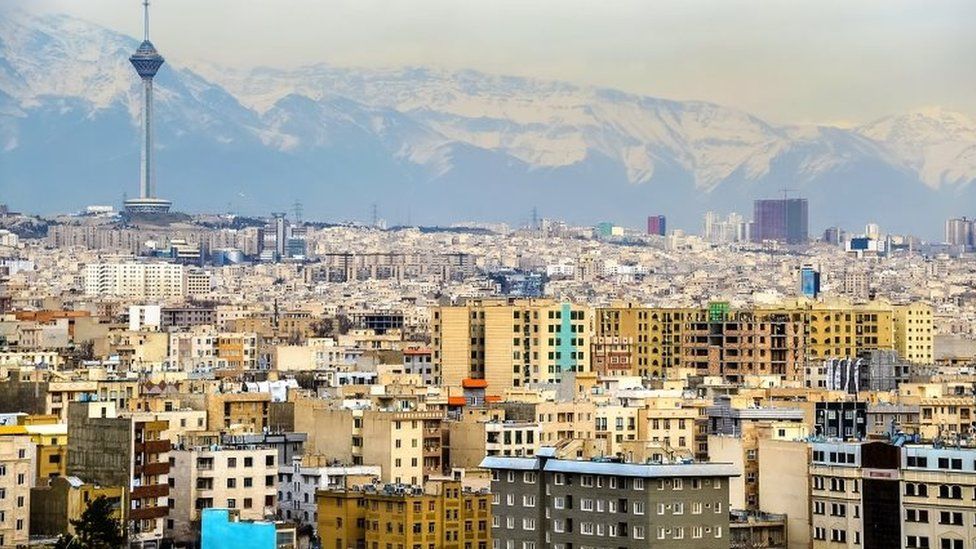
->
[206,391,271,432]
[294,400,444,484]
[0,435,33,548]
[893,303,934,365]
[168,440,278,544]
[432,298,591,396]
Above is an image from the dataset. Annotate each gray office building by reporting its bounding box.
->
[481,448,738,548]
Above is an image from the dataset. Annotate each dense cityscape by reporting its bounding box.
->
[2,2,976,549]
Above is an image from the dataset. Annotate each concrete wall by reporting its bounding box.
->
[758,438,810,548]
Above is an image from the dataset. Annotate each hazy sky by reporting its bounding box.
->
[25,0,976,125]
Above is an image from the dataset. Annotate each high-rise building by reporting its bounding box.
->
[752,198,808,244]
[823,226,842,245]
[431,299,591,396]
[124,0,172,214]
[945,217,974,250]
[646,215,666,236]
[800,264,821,298]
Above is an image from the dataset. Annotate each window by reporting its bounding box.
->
[906,509,929,523]
[633,478,644,490]
[633,501,644,515]
[813,501,825,515]
[580,522,594,535]
[581,499,594,511]
[831,529,847,543]
[227,478,236,489]
[265,455,275,467]
[553,497,564,509]
[633,526,645,540]
[693,526,703,539]
[522,495,535,508]
[674,527,684,539]
[939,512,963,526]
[227,498,236,508]
[522,518,535,531]
[227,457,237,468]
[673,502,684,515]
[523,472,536,484]
[673,478,683,490]
[906,536,930,548]
[692,502,702,514]
[940,539,963,549]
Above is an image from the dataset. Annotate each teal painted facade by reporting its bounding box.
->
[201,508,276,549]
[558,303,573,375]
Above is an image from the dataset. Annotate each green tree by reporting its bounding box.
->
[53,496,126,548]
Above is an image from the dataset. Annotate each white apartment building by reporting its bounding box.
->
[84,262,185,299]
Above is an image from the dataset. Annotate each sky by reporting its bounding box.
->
[22,0,976,125]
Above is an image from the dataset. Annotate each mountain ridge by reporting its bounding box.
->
[1,9,973,237]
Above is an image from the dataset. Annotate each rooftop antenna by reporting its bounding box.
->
[143,0,150,41]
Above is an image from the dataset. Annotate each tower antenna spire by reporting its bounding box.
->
[143,0,150,41]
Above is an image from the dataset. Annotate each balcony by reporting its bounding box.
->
[130,505,169,521]
[135,461,170,476]
[132,483,169,500]
[135,440,172,455]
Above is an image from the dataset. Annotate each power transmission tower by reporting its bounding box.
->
[292,200,304,225]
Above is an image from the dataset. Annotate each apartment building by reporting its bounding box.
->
[277,455,380,531]
[0,435,33,548]
[432,299,591,396]
[83,261,186,299]
[594,305,690,378]
[0,417,67,482]
[482,449,737,548]
[707,396,807,510]
[206,391,271,432]
[295,401,445,484]
[449,409,542,469]
[893,302,935,364]
[169,438,279,545]
[316,479,492,549]
[66,401,170,547]
[403,347,438,385]
[30,477,127,538]
[901,446,976,549]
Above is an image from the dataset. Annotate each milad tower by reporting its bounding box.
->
[124,0,172,214]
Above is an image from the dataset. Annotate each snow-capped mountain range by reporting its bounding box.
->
[1,9,974,235]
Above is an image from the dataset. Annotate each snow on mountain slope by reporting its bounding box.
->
[858,108,976,190]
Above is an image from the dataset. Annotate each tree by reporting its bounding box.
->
[54,496,126,548]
